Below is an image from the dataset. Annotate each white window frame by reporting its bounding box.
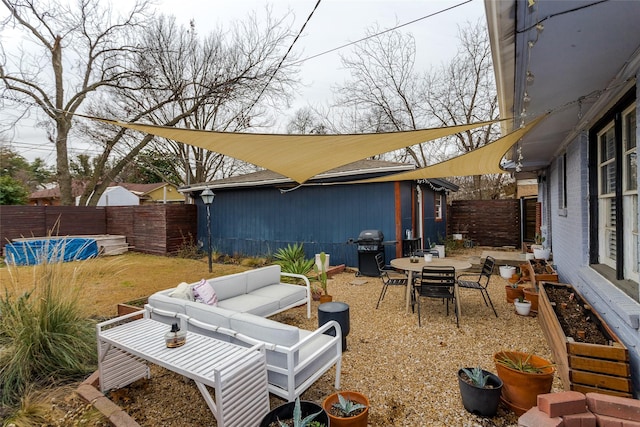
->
[596,105,638,283]
[434,193,443,221]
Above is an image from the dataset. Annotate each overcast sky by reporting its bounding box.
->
[2,0,485,163]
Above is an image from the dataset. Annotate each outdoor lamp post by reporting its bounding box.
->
[200,188,215,273]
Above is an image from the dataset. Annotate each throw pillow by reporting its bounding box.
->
[168,282,194,301]
[193,279,218,306]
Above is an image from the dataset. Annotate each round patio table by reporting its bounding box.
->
[390,257,472,315]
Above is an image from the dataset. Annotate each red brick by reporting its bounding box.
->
[519,407,564,427]
[91,395,121,418]
[563,410,596,427]
[75,383,103,403]
[595,414,624,427]
[539,391,587,417]
[108,410,142,427]
[587,393,640,422]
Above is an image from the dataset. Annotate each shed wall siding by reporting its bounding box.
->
[198,181,421,267]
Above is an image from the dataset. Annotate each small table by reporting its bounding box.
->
[97,312,270,427]
[390,257,472,314]
[318,302,350,351]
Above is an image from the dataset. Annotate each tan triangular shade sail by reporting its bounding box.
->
[92,117,497,183]
[355,114,547,183]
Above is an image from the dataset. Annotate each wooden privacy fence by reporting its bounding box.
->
[0,205,196,256]
[447,199,521,248]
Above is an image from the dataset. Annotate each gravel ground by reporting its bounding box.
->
[106,255,563,427]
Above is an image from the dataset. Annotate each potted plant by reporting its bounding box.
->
[322,391,369,426]
[260,397,328,427]
[314,252,332,303]
[514,296,531,316]
[457,366,503,417]
[494,351,555,416]
[499,265,516,279]
[310,284,323,301]
[531,232,545,250]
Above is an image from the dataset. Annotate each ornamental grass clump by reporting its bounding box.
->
[0,242,97,407]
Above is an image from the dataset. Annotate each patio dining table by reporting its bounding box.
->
[390,257,472,315]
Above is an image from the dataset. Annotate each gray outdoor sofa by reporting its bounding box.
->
[146,265,342,401]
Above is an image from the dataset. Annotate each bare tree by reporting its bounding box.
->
[331,20,508,199]
[423,20,504,199]
[0,0,151,205]
[76,11,300,204]
[286,107,327,134]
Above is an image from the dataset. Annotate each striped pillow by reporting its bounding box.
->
[193,279,218,306]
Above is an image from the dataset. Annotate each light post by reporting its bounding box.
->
[200,188,215,273]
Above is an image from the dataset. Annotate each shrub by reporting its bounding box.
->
[274,243,314,276]
[0,244,97,406]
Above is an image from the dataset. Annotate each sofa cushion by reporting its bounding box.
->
[246,265,281,293]
[184,302,234,329]
[168,282,194,301]
[268,330,336,391]
[208,273,247,301]
[229,312,299,347]
[193,279,218,306]
[148,290,188,314]
[218,294,279,317]
[250,284,307,310]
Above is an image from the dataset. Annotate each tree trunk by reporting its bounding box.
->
[55,119,73,205]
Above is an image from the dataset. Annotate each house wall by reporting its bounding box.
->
[146,186,185,204]
[196,181,422,267]
[545,98,640,397]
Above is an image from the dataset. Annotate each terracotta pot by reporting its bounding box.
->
[523,287,539,312]
[319,294,333,304]
[505,285,524,303]
[494,351,554,414]
[322,391,369,427]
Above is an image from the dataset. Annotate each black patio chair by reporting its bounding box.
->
[414,265,458,327]
[375,252,408,309]
[457,256,498,317]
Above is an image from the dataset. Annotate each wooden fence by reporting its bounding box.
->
[447,199,521,248]
[0,205,196,256]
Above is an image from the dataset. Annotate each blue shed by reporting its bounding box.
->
[180,160,458,269]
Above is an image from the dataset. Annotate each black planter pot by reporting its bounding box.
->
[457,368,504,417]
[260,400,328,427]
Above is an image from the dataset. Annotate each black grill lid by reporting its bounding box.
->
[357,229,384,242]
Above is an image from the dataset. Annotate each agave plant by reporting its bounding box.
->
[461,366,489,388]
[278,397,324,427]
[274,243,314,277]
[331,393,367,417]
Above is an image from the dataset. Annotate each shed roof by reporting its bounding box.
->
[180,159,458,192]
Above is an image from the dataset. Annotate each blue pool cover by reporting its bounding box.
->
[5,237,99,266]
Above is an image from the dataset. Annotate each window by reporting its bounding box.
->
[434,193,443,221]
[593,100,638,285]
[558,153,567,215]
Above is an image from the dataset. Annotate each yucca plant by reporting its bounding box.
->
[0,242,97,406]
[495,352,550,373]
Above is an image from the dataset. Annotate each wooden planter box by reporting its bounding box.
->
[116,296,147,319]
[526,259,559,287]
[538,282,632,397]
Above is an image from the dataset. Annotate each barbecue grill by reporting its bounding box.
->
[356,229,385,277]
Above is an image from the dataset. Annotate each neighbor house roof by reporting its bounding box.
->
[180,159,458,193]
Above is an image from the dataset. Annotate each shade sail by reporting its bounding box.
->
[354,114,548,183]
[91,116,497,183]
